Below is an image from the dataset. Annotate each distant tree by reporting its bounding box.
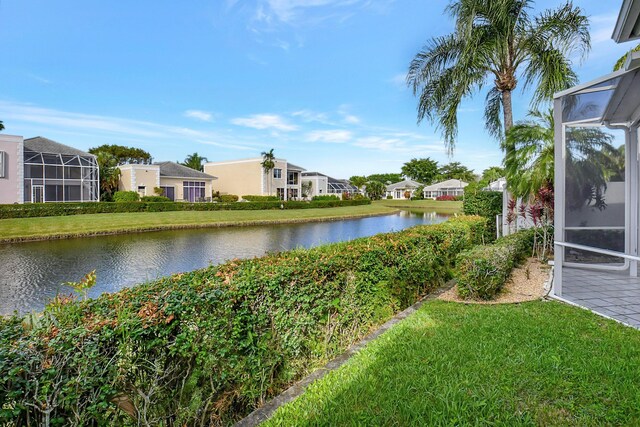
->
[481,166,505,183]
[349,175,368,190]
[437,162,476,182]
[407,0,590,155]
[0,121,4,131]
[88,144,152,165]
[181,152,208,172]
[401,158,439,184]
[365,180,386,200]
[366,173,402,184]
[614,44,640,71]
[94,151,121,201]
[261,149,276,196]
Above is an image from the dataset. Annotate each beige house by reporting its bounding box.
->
[385,179,424,199]
[119,161,216,202]
[204,158,305,200]
[423,179,468,199]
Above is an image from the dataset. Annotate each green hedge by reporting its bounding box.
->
[219,194,239,203]
[242,195,280,202]
[0,216,487,426]
[140,196,171,203]
[0,199,372,219]
[312,195,340,201]
[455,229,534,300]
[113,191,140,202]
[462,191,502,240]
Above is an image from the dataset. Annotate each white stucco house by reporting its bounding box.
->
[385,179,424,199]
[423,179,468,199]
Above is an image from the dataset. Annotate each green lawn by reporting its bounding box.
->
[0,204,398,241]
[265,300,640,426]
[375,199,463,212]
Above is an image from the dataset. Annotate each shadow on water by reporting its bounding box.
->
[0,210,451,315]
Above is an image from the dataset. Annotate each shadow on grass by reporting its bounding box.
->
[265,300,640,426]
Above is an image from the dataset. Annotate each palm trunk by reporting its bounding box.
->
[502,89,515,156]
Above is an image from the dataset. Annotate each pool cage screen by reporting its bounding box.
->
[328,179,358,194]
[23,150,100,203]
[553,52,640,295]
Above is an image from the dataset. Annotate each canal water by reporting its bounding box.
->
[0,210,450,315]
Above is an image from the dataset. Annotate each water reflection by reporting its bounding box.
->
[0,210,450,315]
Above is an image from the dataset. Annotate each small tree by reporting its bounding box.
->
[301,181,312,199]
[181,153,208,171]
[365,181,386,200]
[0,121,4,131]
[94,151,121,201]
[349,176,368,192]
[401,158,439,184]
[260,149,276,196]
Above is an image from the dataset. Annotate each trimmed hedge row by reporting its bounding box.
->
[455,229,534,300]
[241,195,279,202]
[0,216,487,426]
[462,191,502,240]
[0,199,371,219]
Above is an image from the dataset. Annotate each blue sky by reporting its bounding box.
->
[0,0,632,178]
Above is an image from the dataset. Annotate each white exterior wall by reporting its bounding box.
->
[0,134,24,204]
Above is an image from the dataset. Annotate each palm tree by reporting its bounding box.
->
[407,0,590,154]
[364,181,386,200]
[181,152,208,172]
[0,121,4,131]
[260,149,276,197]
[504,109,618,208]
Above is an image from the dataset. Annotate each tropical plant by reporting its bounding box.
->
[364,181,386,200]
[481,166,505,183]
[407,0,590,154]
[0,121,4,131]
[94,151,121,201]
[261,149,276,196]
[301,181,312,199]
[366,173,402,184]
[614,44,640,71]
[504,109,619,210]
[349,176,368,191]
[401,158,439,184]
[181,152,208,171]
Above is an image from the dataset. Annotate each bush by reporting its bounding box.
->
[436,195,457,201]
[113,191,140,202]
[455,229,534,300]
[0,216,487,425]
[140,196,172,202]
[219,194,239,203]
[352,194,367,201]
[242,195,279,202]
[312,195,340,201]
[0,199,373,219]
[386,195,393,199]
[463,191,503,240]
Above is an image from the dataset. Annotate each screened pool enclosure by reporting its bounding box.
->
[553,52,640,318]
[23,146,99,203]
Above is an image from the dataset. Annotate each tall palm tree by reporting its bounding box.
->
[407,0,590,154]
[504,109,618,208]
[260,148,276,197]
[181,152,208,172]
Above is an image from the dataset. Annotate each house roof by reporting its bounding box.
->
[286,162,306,172]
[385,179,424,191]
[484,177,507,192]
[613,0,640,42]
[423,179,469,191]
[24,136,94,157]
[154,161,217,179]
[302,171,328,177]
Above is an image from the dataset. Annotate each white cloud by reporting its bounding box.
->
[292,109,331,123]
[184,110,214,122]
[389,73,407,87]
[231,113,298,131]
[353,136,444,153]
[0,101,259,151]
[343,114,360,124]
[306,129,352,143]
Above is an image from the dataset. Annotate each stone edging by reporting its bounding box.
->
[233,282,454,427]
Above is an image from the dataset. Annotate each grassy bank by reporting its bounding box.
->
[0,204,398,242]
[266,300,640,426]
[376,199,463,212]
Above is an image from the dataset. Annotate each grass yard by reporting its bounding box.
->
[0,204,398,242]
[375,199,463,212]
[265,300,640,426]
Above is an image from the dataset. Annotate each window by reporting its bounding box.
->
[276,188,285,200]
[160,186,175,201]
[137,186,146,196]
[0,151,5,178]
[183,181,206,202]
[273,168,282,179]
[287,172,298,185]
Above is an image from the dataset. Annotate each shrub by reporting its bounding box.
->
[455,229,534,300]
[312,195,340,201]
[0,199,372,219]
[0,216,487,425]
[463,191,503,241]
[113,191,140,202]
[140,196,171,202]
[242,195,279,202]
[219,194,239,203]
[436,195,457,201]
[386,195,393,199]
[352,194,367,201]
